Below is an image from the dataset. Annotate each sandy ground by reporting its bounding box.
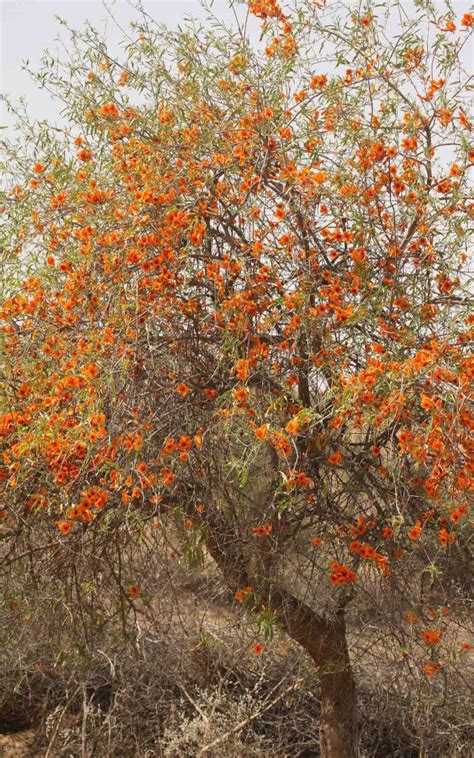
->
[0,731,35,757]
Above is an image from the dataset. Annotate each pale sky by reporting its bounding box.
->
[1,0,472,138]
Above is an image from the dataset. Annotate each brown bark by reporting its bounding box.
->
[204,512,359,758]
[317,622,358,758]
[319,666,358,758]
[273,589,358,758]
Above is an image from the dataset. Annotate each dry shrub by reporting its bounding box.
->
[1,520,472,757]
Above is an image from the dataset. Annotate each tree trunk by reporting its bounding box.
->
[275,589,358,758]
[318,622,358,758]
[319,667,358,758]
[204,515,359,757]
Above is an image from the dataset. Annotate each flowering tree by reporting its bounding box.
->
[1,1,472,755]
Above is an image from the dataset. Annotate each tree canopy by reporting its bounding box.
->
[1,1,472,755]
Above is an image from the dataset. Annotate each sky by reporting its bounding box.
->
[1,0,472,138]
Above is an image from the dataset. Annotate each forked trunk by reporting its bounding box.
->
[204,518,359,757]
[280,592,358,758]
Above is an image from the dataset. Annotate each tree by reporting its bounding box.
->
[1,1,472,755]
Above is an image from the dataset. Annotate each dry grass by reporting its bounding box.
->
[1,523,472,757]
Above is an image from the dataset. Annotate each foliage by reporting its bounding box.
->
[0,0,472,754]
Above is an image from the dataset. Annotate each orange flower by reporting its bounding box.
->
[252,643,265,655]
[176,383,189,397]
[350,247,366,264]
[178,435,192,451]
[461,13,473,27]
[407,522,422,540]
[422,629,442,645]
[33,163,45,173]
[311,537,322,547]
[76,149,92,162]
[420,395,433,411]
[286,419,300,436]
[56,521,72,534]
[328,451,342,465]
[423,661,439,677]
[437,109,453,126]
[437,179,452,194]
[51,191,67,209]
[450,507,463,523]
[99,102,119,117]
[235,586,252,603]
[310,74,328,90]
[161,468,175,485]
[162,437,176,454]
[81,363,99,379]
[382,527,393,539]
[253,523,272,537]
[254,424,269,440]
[128,584,139,597]
[439,528,456,547]
[329,561,356,585]
[233,386,249,404]
[236,358,250,381]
